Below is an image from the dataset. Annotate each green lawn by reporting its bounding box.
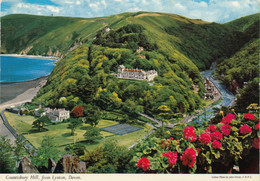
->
[4,112,151,152]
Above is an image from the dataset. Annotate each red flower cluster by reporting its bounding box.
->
[136,157,150,171]
[239,124,252,134]
[211,140,222,149]
[210,131,223,141]
[183,126,197,142]
[205,125,217,133]
[253,138,260,149]
[244,113,255,121]
[221,113,236,124]
[162,139,171,148]
[221,124,232,136]
[180,148,196,168]
[255,123,260,130]
[162,151,178,167]
[199,133,211,145]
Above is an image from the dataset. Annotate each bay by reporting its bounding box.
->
[0,55,55,83]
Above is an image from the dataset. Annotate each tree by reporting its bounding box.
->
[0,136,15,173]
[84,105,101,127]
[67,118,82,135]
[84,126,102,143]
[82,140,132,173]
[235,78,259,113]
[32,116,50,132]
[32,136,61,167]
[64,143,86,156]
[72,105,84,117]
[156,105,172,137]
[14,136,26,167]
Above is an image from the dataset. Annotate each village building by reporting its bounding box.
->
[34,107,70,122]
[136,55,146,59]
[136,46,144,53]
[117,65,158,81]
[45,108,70,122]
[204,77,219,100]
[104,27,110,33]
[34,108,46,117]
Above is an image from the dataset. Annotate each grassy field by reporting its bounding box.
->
[4,112,150,151]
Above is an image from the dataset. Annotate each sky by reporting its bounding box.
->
[1,0,259,23]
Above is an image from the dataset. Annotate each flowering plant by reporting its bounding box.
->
[131,106,259,173]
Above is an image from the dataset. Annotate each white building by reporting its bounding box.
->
[104,27,110,33]
[117,65,158,81]
[34,108,46,117]
[35,107,70,122]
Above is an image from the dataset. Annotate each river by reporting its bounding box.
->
[195,68,235,122]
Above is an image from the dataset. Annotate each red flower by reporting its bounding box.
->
[205,125,217,133]
[212,140,222,149]
[210,131,223,141]
[255,123,260,130]
[244,113,255,121]
[239,124,252,134]
[136,157,150,171]
[180,148,196,168]
[199,133,211,145]
[196,148,201,155]
[253,138,260,149]
[221,113,236,124]
[221,124,232,136]
[175,140,180,145]
[162,151,178,167]
[170,137,174,140]
[183,126,197,142]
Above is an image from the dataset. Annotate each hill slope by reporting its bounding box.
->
[1,12,249,69]
[215,13,259,111]
[2,12,258,115]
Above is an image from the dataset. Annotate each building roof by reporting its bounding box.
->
[123,68,142,72]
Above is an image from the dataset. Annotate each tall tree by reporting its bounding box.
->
[72,105,84,117]
[0,136,15,173]
[84,126,102,143]
[84,105,101,127]
[32,116,50,132]
[156,105,172,137]
[32,136,61,167]
[67,118,82,135]
[14,136,26,167]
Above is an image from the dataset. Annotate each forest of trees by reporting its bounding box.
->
[33,39,203,120]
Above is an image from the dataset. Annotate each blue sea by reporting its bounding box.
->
[0,55,56,83]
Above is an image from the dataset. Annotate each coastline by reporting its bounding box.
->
[0,76,48,106]
[0,54,59,61]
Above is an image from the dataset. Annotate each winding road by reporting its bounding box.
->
[139,68,236,127]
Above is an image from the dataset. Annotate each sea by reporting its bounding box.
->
[0,55,56,83]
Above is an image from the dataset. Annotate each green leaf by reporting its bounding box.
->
[143,148,152,154]
[215,151,220,159]
[136,152,142,157]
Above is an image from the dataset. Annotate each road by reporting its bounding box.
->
[0,78,47,145]
[138,68,235,127]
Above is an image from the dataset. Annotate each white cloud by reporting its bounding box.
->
[1,0,259,22]
[175,3,187,11]
[231,1,240,7]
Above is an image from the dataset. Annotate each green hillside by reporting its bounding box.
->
[1,13,132,56]
[33,43,203,116]
[2,12,258,115]
[215,14,259,111]
[1,12,249,69]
